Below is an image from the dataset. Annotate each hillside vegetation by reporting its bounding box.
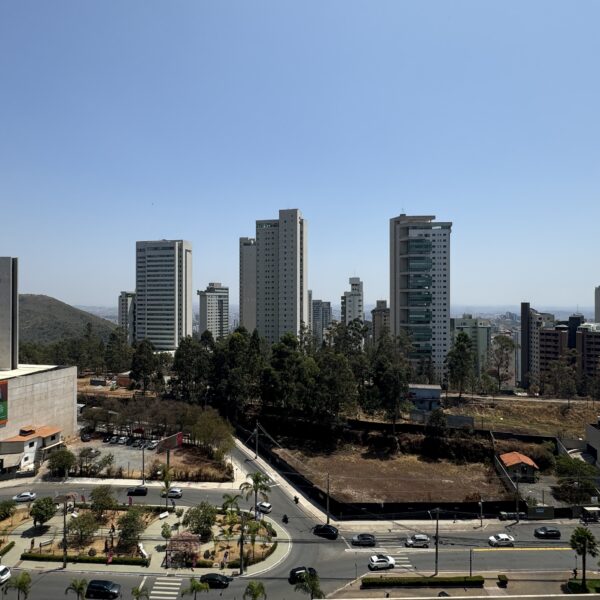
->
[19,294,116,344]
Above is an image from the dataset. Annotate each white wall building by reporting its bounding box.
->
[341,277,364,324]
[135,240,192,351]
[390,214,452,378]
[450,314,492,376]
[118,291,136,345]
[198,282,229,340]
[239,237,257,332]
[255,209,308,343]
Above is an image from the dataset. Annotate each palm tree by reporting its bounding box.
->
[180,577,209,599]
[570,526,598,591]
[131,586,150,600]
[243,580,267,600]
[221,492,241,514]
[64,578,88,600]
[5,571,32,600]
[246,520,261,560]
[159,464,174,509]
[239,472,270,513]
[294,572,324,599]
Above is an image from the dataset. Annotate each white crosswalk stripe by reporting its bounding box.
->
[345,548,416,571]
[149,577,183,600]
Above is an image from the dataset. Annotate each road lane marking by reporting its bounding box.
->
[475,546,572,552]
[139,576,147,590]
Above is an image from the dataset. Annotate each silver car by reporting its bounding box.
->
[406,533,430,548]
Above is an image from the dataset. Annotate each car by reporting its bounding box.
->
[313,524,339,540]
[256,501,272,514]
[289,566,317,584]
[80,432,92,442]
[199,573,233,589]
[488,533,515,547]
[102,435,112,443]
[117,436,128,445]
[131,439,144,449]
[127,486,148,497]
[438,593,451,597]
[146,440,159,450]
[406,534,430,548]
[125,437,135,446]
[85,579,122,599]
[352,533,376,547]
[0,565,11,584]
[161,488,182,499]
[109,436,119,444]
[368,554,396,570]
[534,526,561,539]
[12,491,36,503]
[89,449,101,458]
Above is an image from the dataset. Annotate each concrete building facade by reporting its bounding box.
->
[539,327,569,378]
[450,314,491,376]
[118,291,136,345]
[520,302,555,388]
[390,214,452,377]
[198,282,229,340]
[255,209,308,343]
[371,300,390,345]
[311,298,333,346]
[0,257,18,371]
[239,237,257,332]
[341,277,364,325]
[576,323,600,379]
[596,286,600,324]
[135,240,192,350]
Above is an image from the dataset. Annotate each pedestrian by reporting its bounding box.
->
[30,538,35,551]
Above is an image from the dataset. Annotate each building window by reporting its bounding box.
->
[28,441,34,448]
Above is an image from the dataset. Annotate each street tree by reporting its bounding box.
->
[239,472,270,512]
[64,578,88,600]
[221,493,241,514]
[47,448,76,477]
[131,587,150,600]
[117,507,145,547]
[90,485,117,519]
[182,502,217,539]
[161,521,172,544]
[570,526,598,590]
[445,332,474,400]
[487,335,516,392]
[104,328,133,374]
[30,497,57,528]
[294,572,325,599]
[243,580,267,600]
[181,577,209,598]
[67,511,98,547]
[5,571,32,600]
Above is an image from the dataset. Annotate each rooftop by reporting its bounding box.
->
[2,425,62,442]
[499,451,539,470]
[0,364,61,380]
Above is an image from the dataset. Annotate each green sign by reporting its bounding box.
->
[0,380,7,422]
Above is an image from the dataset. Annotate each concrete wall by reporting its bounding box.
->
[0,367,77,440]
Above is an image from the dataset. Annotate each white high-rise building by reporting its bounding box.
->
[198,283,229,340]
[0,257,18,371]
[239,238,257,332]
[255,209,308,343]
[341,277,364,324]
[135,240,192,351]
[595,286,600,323]
[118,291,136,345]
[390,214,452,377]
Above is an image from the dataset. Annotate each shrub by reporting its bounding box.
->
[361,576,485,589]
[88,548,97,557]
[497,574,508,586]
[0,541,14,556]
[20,552,149,566]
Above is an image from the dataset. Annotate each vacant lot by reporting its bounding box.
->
[274,445,509,503]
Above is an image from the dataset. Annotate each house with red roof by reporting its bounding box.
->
[499,451,539,483]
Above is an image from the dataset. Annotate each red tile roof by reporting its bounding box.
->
[499,451,539,470]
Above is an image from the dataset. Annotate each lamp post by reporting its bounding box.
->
[55,492,77,569]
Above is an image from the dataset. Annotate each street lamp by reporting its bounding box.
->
[55,492,77,569]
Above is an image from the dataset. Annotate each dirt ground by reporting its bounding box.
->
[275,446,509,503]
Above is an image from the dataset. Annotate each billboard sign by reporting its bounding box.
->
[0,381,7,424]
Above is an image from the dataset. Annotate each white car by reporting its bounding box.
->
[256,502,272,514]
[368,554,396,570]
[0,565,10,584]
[488,533,515,547]
[161,487,183,499]
[12,491,36,503]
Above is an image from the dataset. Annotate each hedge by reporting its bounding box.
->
[0,541,14,557]
[361,576,485,589]
[567,579,600,594]
[20,552,148,567]
[74,503,174,515]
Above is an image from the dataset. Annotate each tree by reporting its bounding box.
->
[90,485,117,519]
[239,472,270,512]
[294,572,324,599]
[487,335,515,392]
[171,337,207,403]
[554,456,598,504]
[445,332,474,400]
[131,587,150,600]
[0,500,16,521]
[243,580,267,600]
[67,511,98,546]
[104,328,133,374]
[161,521,172,544]
[130,339,158,393]
[30,497,57,527]
[221,493,241,514]
[247,520,261,560]
[181,577,209,598]
[5,571,32,600]
[117,507,145,547]
[182,502,217,539]
[570,526,598,590]
[64,578,88,600]
[47,448,76,477]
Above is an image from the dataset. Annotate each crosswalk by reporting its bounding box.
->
[346,546,416,571]
[148,576,183,600]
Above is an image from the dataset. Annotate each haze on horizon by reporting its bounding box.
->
[1,1,599,310]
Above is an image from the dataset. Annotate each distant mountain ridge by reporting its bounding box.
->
[19,294,117,344]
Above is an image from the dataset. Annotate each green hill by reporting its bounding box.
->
[19,294,116,344]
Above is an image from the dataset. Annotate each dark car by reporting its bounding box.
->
[80,432,92,442]
[289,566,317,584]
[85,579,122,599]
[351,533,376,547]
[199,573,233,589]
[102,435,112,443]
[313,524,339,540]
[534,526,561,539]
[126,437,135,446]
[126,486,148,497]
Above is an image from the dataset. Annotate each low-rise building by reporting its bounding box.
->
[408,384,442,411]
[499,451,539,483]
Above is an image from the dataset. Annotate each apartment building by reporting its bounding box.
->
[198,283,229,340]
[341,277,364,325]
[118,291,136,345]
[239,237,257,332]
[450,314,491,376]
[371,300,390,345]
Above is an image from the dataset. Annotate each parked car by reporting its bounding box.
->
[117,436,128,445]
[109,436,119,444]
[80,432,92,442]
[199,573,233,589]
[534,526,561,539]
[256,501,272,514]
[13,491,36,503]
[488,533,515,547]
[0,565,11,584]
[161,488,183,499]
[313,524,339,540]
[406,534,430,548]
[289,566,317,584]
[146,440,159,450]
[499,511,527,521]
[352,533,376,547]
[102,435,112,443]
[368,554,396,570]
[85,579,122,599]
[127,486,148,497]
[125,437,135,446]
[132,439,144,449]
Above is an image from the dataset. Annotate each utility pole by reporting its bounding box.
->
[326,474,330,525]
[469,548,473,577]
[479,497,483,528]
[515,475,520,523]
[434,507,440,576]
[62,498,67,568]
[142,445,146,485]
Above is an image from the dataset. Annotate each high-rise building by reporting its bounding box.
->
[595,287,600,323]
[450,314,491,376]
[311,298,333,346]
[371,300,390,345]
[577,323,600,379]
[239,237,257,332]
[118,291,136,345]
[135,240,192,351]
[198,283,229,340]
[0,257,18,371]
[390,214,452,376]
[255,209,308,343]
[520,302,556,388]
[341,277,364,325]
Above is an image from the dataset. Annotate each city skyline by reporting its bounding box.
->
[2,2,600,309]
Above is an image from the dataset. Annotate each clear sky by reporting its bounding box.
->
[1,1,599,311]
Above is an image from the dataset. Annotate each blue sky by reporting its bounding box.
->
[1,1,599,311]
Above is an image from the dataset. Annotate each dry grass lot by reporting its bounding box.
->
[275,446,509,503]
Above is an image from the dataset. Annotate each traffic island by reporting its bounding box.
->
[360,575,485,589]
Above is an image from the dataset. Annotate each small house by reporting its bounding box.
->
[499,451,539,483]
